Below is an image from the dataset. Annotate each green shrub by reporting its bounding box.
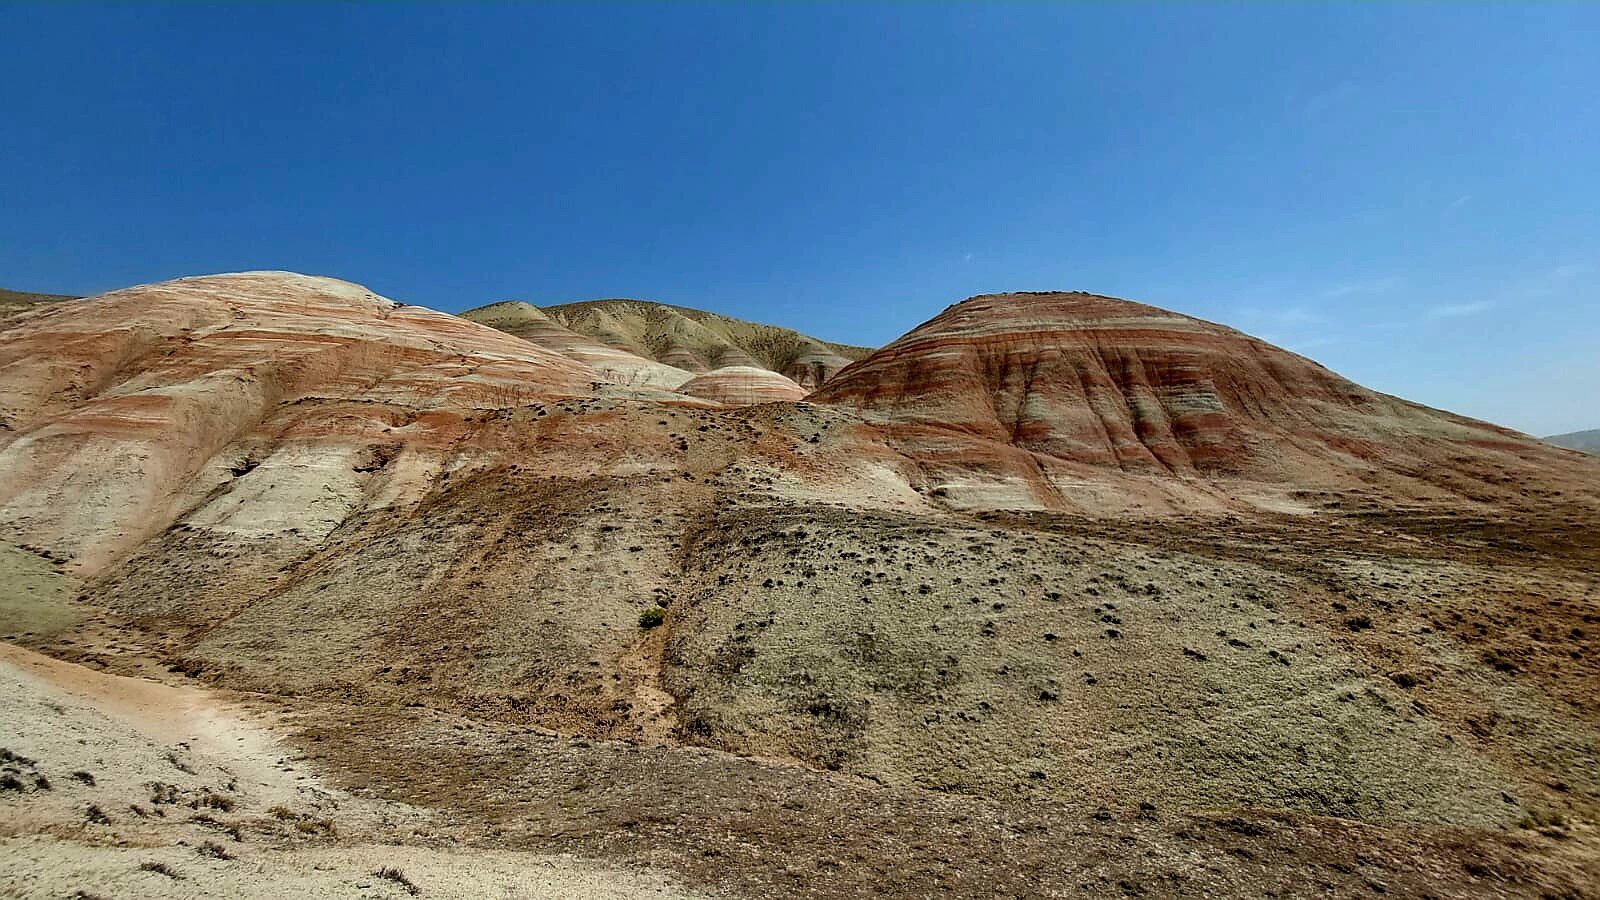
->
[638,607,666,629]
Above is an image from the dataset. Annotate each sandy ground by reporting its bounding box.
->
[0,643,704,899]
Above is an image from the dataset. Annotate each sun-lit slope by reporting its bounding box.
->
[5,274,1599,880]
[539,298,871,388]
[461,300,696,390]
[809,291,1600,513]
[0,272,599,571]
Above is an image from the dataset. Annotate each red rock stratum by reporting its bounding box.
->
[810,291,1595,512]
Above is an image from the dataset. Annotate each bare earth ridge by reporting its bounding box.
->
[3,272,1598,898]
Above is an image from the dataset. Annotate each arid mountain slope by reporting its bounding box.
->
[0,286,77,322]
[1547,428,1600,454]
[460,300,695,390]
[811,291,1596,513]
[5,273,1600,898]
[0,272,600,571]
[535,298,871,388]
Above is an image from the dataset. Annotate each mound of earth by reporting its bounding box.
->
[536,298,871,388]
[4,272,1600,898]
[0,272,600,571]
[677,366,809,406]
[810,291,1597,514]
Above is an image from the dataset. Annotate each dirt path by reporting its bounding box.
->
[0,642,708,899]
[0,643,314,810]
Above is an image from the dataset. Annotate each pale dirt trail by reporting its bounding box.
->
[0,643,707,899]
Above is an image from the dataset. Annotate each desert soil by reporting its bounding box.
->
[0,637,702,899]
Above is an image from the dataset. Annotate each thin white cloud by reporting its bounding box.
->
[1303,80,1357,116]
[1286,336,1338,352]
[1236,305,1326,327]
[1508,261,1593,300]
[1546,262,1593,284]
[1424,300,1493,319]
[1322,276,1402,299]
[1275,306,1327,326]
[1443,194,1472,215]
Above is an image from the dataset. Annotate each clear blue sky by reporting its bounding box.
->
[2,2,1596,435]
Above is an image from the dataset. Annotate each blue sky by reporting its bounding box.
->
[2,2,1595,435]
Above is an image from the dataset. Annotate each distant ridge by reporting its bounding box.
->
[0,286,78,321]
[1546,429,1600,454]
[534,297,872,388]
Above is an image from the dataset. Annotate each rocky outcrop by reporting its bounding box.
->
[676,366,809,406]
[461,301,695,390]
[810,291,1597,512]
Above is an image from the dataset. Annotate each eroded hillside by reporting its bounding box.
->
[4,273,1599,898]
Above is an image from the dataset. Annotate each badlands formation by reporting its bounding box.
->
[2,272,1599,898]
[525,297,871,388]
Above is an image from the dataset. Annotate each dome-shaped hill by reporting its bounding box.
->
[676,365,809,406]
[0,272,600,570]
[809,291,1599,511]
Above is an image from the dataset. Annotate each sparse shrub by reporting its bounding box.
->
[1344,615,1373,631]
[33,774,51,790]
[190,813,244,840]
[85,804,111,824]
[1216,816,1269,837]
[196,791,235,812]
[1518,808,1569,834]
[163,750,196,774]
[0,774,23,792]
[70,770,96,786]
[197,840,234,860]
[138,861,181,879]
[638,607,666,629]
[148,781,181,805]
[1483,648,1520,673]
[292,816,337,837]
[374,866,421,895]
